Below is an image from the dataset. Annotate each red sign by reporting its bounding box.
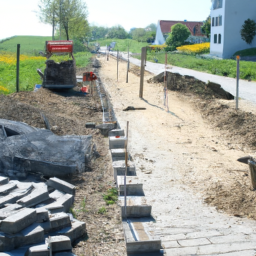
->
[46,40,73,53]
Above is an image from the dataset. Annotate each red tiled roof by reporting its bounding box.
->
[159,20,204,36]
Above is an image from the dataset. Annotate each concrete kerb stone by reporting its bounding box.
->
[109,129,125,137]
[111,148,126,161]
[117,176,144,196]
[0,208,37,234]
[46,235,72,252]
[109,136,127,149]
[0,176,9,185]
[25,244,49,256]
[112,160,136,182]
[0,183,17,194]
[47,178,76,196]
[0,204,23,220]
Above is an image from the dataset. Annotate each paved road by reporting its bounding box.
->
[102,49,256,105]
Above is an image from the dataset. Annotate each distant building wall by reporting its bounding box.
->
[154,21,165,45]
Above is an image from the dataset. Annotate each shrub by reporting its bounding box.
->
[177,43,210,55]
[103,188,118,205]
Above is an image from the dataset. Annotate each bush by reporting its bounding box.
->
[73,39,86,53]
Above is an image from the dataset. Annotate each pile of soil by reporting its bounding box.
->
[0,62,125,255]
[129,65,151,77]
[148,72,234,100]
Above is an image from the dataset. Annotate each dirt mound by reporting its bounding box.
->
[148,72,234,100]
[198,100,256,149]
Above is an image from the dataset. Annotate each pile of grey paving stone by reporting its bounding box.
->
[0,175,85,255]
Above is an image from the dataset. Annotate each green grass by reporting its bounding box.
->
[136,51,256,81]
[98,206,107,214]
[0,51,92,94]
[91,38,149,53]
[234,47,256,57]
[103,188,118,205]
[0,36,52,55]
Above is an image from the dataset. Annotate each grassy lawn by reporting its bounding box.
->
[234,47,256,57]
[136,51,256,81]
[0,36,92,94]
[92,38,149,53]
[0,36,52,55]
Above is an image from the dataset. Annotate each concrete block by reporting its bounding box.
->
[0,183,17,194]
[46,235,72,252]
[0,204,23,220]
[126,241,162,253]
[49,190,65,200]
[57,220,86,243]
[85,122,95,128]
[111,149,126,161]
[0,208,37,234]
[0,223,44,251]
[36,208,49,223]
[54,253,77,256]
[47,178,76,195]
[43,194,73,213]
[17,187,49,207]
[0,185,33,207]
[119,197,152,217]
[49,213,71,232]
[112,161,136,182]
[109,129,125,137]
[117,176,144,196]
[109,136,127,149]
[0,176,9,185]
[25,244,49,256]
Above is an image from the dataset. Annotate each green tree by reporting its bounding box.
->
[38,0,59,40]
[166,23,191,50]
[201,15,211,38]
[107,25,128,39]
[145,23,157,32]
[241,19,256,45]
[131,28,146,41]
[90,26,109,40]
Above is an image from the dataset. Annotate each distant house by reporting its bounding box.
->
[154,20,205,45]
[210,0,256,59]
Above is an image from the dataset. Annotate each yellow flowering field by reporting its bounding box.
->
[0,52,45,65]
[177,43,210,54]
[0,52,46,94]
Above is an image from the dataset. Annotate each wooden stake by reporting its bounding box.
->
[16,44,20,93]
[139,47,147,98]
[249,160,256,190]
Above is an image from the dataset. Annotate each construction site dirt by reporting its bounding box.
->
[2,54,256,255]
[100,54,256,222]
[0,62,126,255]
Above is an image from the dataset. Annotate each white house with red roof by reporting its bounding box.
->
[210,0,256,58]
[154,20,204,45]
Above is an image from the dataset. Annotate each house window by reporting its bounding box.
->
[214,34,217,43]
[218,34,221,44]
[212,17,215,26]
[219,16,222,26]
[212,0,223,9]
[216,17,219,26]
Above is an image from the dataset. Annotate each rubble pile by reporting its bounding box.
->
[0,176,86,254]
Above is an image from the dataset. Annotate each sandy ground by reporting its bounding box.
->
[99,54,256,222]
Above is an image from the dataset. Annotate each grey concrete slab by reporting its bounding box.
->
[49,213,71,232]
[178,237,211,247]
[0,176,9,185]
[111,148,126,161]
[36,208,49,223]
[49,190,65,200]
[109,129,125,137]
[112,160,136,182]
[0,208,37,234]
[25,244,49,256]
[117,176,144,196]
[46,235,72,252]
[126,241,162,253]
[0,204,23,220]
[0,183,17,194]
[47,178,76,196]
[119,196,152,217]
[57,220,86,243]
[109,136,127,149]
[0,185,33,207]
[17,187,49,207]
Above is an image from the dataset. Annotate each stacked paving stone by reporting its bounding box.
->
[0,176,86,255]
[108,129,162,254]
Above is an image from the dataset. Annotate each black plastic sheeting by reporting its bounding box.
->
[0,119,93,178]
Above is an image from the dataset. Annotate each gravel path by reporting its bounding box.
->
[99,55,256,256]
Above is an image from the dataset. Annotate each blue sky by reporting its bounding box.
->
[0,0,211,40]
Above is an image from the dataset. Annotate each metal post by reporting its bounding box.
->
[236,55,240,110]
[124,121,129,219]
[117,50,119,81]
[16,44,20,92]
[139,47,147,98]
